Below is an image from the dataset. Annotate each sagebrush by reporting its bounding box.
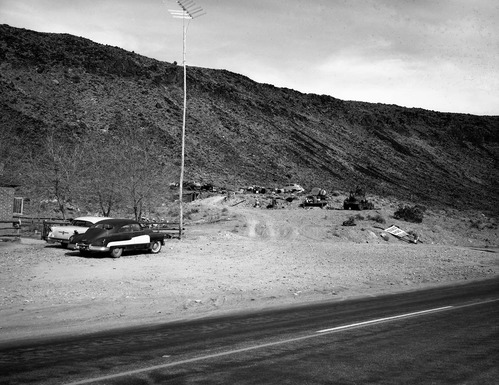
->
[393,205,426,223]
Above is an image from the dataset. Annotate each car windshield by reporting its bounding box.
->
[93,223,114,230]
[72,220,92,227]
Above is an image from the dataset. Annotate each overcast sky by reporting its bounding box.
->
[1,0,498,115]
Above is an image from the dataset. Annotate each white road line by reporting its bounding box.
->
[65,299,497,385]
[316,306,453,333]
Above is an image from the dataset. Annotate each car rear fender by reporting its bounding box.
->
[150,233,166,245]
[107,234,150,248]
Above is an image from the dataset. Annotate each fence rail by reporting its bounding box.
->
[0,219,21,239]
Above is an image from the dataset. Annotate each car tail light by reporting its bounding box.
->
[94,238,106,246]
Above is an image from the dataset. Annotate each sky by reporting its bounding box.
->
[1,0,498,115]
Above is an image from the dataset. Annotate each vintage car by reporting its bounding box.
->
[343,187,374,210]
[282,183,305,193]
[301,187,328,208]
[46,216,112,248]
[300,195,328,208]
[68,218,165,258]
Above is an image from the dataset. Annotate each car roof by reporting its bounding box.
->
[93,218,139,226]
[74,216,113,223]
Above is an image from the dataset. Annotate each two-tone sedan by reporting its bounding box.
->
[68,218,165,258]
[46,216,112,248]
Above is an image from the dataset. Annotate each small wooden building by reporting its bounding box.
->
[0,179,21,237]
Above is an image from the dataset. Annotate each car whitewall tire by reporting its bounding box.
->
[110,247,123,258]
[150,241,162,254]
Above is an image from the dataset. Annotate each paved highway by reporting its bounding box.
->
[1,278,497,384]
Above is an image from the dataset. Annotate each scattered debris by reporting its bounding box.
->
[246,186,267,194]
[267,195,279,209]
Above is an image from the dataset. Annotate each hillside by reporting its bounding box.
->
[1,24,498,214]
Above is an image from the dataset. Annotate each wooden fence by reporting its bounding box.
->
[1,216,183,240]
[0,219,22,239]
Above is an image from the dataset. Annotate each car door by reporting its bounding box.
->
[106,223,151,249]
[107,224,134,243]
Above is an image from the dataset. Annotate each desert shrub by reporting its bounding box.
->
[342,216,357,226]
[393,205,426,223]
[469,220,482,230]
[185,208,199,216]
[166,207,178,217]
[354,213,365,221]
[469,219,497,230]
[183,207,200,220]
[407,230,420,243]
[221,207,229,214]
[368,213,386,224]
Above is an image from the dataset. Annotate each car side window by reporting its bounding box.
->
[131,224,141,232]
[119,225,131,233]
[94,223,113,230]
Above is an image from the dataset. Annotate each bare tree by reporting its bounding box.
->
[15,119,172,220]
[21,132,86,219]
[78,130,124,217]
[81,126,172,220]
[115,126,169,220]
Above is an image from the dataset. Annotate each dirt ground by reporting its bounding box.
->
[1,194,498,344]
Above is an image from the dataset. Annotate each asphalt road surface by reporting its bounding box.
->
[1,278,498,384]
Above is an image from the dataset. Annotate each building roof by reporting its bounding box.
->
[0,176,20,188]
[0,181,18,188]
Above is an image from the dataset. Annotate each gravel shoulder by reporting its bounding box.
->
[1,195,498,343]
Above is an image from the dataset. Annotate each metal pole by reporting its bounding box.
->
[169,0,205,240]
[178,18,187,239]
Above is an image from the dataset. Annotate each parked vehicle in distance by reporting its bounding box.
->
[46,216,112,248]
[282,183,305,193]
[343,187,374,210]
[68,218,166,258]
[301,188,328,208]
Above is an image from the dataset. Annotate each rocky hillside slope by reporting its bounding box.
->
[1,24,498,214]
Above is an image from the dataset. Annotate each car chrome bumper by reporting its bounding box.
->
[72,243,110,252]
[46,237,68,244]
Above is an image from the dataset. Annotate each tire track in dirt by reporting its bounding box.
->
[236,207,299,240]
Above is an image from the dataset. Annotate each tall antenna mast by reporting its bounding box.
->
[169,0,205,239]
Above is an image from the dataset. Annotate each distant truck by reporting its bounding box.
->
[301,188,328,208]
[343,187,374,210]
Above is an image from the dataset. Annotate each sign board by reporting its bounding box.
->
[384,225,409,238]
